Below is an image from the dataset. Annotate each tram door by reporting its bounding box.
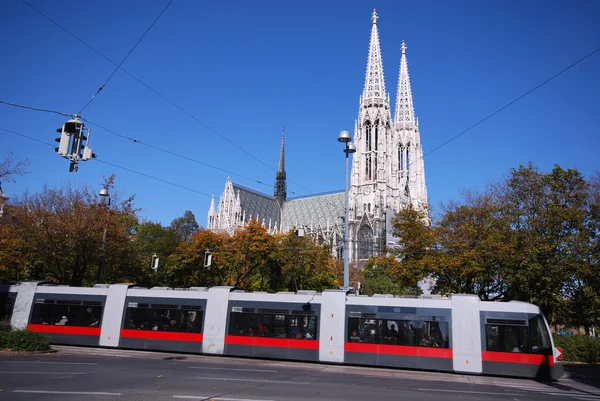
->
[451,295,483,373]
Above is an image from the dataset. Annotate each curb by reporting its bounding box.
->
[0,348,57,356]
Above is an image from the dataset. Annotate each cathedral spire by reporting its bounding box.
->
[394,40,416,127]
[274,128,287,207]
[362,9,387,104]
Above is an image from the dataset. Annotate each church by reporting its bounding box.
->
[208,10,428,264]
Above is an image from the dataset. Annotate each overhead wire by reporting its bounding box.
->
[0,99,284,193]
[20,0,312,195]
[17,1,599,196]
[83,119,273,190]
[419,46,600,161]
[0,100,74,118]
[0,126,211,197]
[77,0,174,115]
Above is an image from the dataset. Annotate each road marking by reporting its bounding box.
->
[196,377,310,385]
[174,396,274,401]
[14,390,121,396]
[0,371,86,375]
[188,367,277,373]
[417,388,523,396]
[4,361,98,366]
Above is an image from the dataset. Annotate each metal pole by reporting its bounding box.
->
[344,145,350,288]
[97,196,110,284]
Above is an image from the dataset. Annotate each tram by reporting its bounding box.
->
[0,282,563,380]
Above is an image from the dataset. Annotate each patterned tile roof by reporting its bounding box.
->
[232,183,280,227]
[282,191,345,231]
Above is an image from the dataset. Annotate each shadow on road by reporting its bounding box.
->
[163,356,187,360]
[562,363,600,390]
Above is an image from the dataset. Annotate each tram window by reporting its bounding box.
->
[30,299,103,327]
[124,305,203,332]
[0,295,14,322]
[347,317,378,343]
[486,323,530,353]
[417,320,449,348]
[255,314,288,338]
[396,320,418,346]
[529,316,552,354]
[229,311,317,340]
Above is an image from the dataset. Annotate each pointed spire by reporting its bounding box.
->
[394,40,416,127]
[209,195,215,212]
[274,128,287,206]
[362,9,387,104]
[278,127,285,173]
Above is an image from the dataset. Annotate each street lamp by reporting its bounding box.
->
[97,188,111,284]
[338,130,356,288]
[0,182,8,218]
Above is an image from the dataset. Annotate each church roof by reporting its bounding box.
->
[282,190,345,231]
[232,183,280,226]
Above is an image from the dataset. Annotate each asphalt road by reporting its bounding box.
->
[0,346,598,401]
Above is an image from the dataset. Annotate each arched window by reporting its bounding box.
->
[358,225,374,260]
[406,143,411,171]
[365,121,372,151]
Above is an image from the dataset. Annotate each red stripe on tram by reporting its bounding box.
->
[345,342,453,359]
[225,335,320,350]
[120,329,203,342]
[27,324,101,336]
[482,351,554,366]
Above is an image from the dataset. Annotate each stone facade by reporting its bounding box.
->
[208,10,427,263]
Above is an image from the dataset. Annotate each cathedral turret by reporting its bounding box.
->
[208,194,216,229]
[394,41,416,127]
[362,9,387,106]
[274,129,287,207]
[349,9,393,263]
[393,41,428,210]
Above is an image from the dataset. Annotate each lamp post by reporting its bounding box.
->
[0,182,8,218]
[97,188,111,284]
[338,130,356,288]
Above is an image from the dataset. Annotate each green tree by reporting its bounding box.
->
[3,177,141,286]
[162,228,227,288]
[387,205,435,294]
[433,191,514,299]
[272,230,338,292]
[170,210,199,242]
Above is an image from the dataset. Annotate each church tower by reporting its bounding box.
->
[393,41,428,209]
[348,9,393,262]
[274,130,287,207]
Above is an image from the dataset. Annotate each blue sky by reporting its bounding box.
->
[1,0,599,227]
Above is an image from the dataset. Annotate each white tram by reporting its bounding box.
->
[0,282,563,380]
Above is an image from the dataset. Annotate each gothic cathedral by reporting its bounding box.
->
[208,10,427,264]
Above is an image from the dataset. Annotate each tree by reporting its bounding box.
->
[170,210,199,242]
[0,153,29,183]
[363,255,415,296]
[494,164,591,319]
[273,230,338,292]
[162,228,227,288]
[2,178,142,286]
[433,191,514,299]
[387,205,436,293]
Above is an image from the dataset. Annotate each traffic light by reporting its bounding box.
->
[358,283,365,295]
[54,122,73,157]
[54,117,96,172]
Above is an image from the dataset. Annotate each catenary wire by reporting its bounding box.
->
[0,100,74,118]
[419,46,600,161]
[77,0,173,115]
[18,1,598,193]
[20,0,312,194]
[0,126,211,197]
[83,119,273,191]
[0,100,294,194]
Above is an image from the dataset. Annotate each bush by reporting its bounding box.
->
[0,329,50,352]
[553,334,600,363]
